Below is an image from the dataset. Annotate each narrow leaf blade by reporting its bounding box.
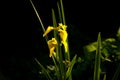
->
[94,32,101,80]
[66,55,77,79]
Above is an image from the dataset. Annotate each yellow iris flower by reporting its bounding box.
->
[47,38,57,57]
[58,23,67,30]
[43,23,68,57]
[58,23,68,53]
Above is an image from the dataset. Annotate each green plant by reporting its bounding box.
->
[29,0,120,80]
[30,0,76,80]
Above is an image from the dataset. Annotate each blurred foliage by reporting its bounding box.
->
[84,27,120,62]
[72,27,120,80]
[29,0,120,79]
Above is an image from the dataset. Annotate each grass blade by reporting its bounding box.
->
[57,2,62,23]
[35,58,53,80]
[66,54,77,79]
[30,0,48,41]
[60,0,66,25]
[103,73,106,80]
[29,0,45,32]
[94,32,101,80]
[52,9,57,37]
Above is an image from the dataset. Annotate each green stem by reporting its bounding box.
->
[59,44,65,80]
[103,73,106,80]
[52,9,59,61]
[35,58,53,80]
[60,0,66,25]
[94,32,101,80]
[52,56,60,80]
[57,2,62,23]
[29,0,48,41]
[30,0,45,32]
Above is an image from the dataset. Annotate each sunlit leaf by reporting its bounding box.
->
[105,38,116,42]
[102,48,109,58]
[116,27,120,38]
[84,42,97,52]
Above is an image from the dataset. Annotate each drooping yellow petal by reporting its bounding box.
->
[47,38,57,57]
[58,29,68,42]
[58,29,68,53]
[62,41,68,53]
[43,26,54,37]
[49,47,55,57]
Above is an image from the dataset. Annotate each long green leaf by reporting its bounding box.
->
[103,73,106,80]
[66,55,77,79]
[57,2,62,23]
[52,9,57,37]
[35,58,53,80]
[51,9,59,61]
[60,0,66,25]
[58,46,65,80]
[29,0,45,32]
[94,32,101,80]
[29,0,48,41]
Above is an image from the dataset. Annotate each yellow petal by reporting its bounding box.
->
[47,38,57,57]
[43,26,54,37]
[58,29,68,42]
[58,29,68,52]
[58,23,67,30]
[49,47,55,57]
[62,41,68,53]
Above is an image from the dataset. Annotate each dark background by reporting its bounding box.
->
[1,0,120,80]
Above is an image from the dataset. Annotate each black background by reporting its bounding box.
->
[1,0,120,80]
